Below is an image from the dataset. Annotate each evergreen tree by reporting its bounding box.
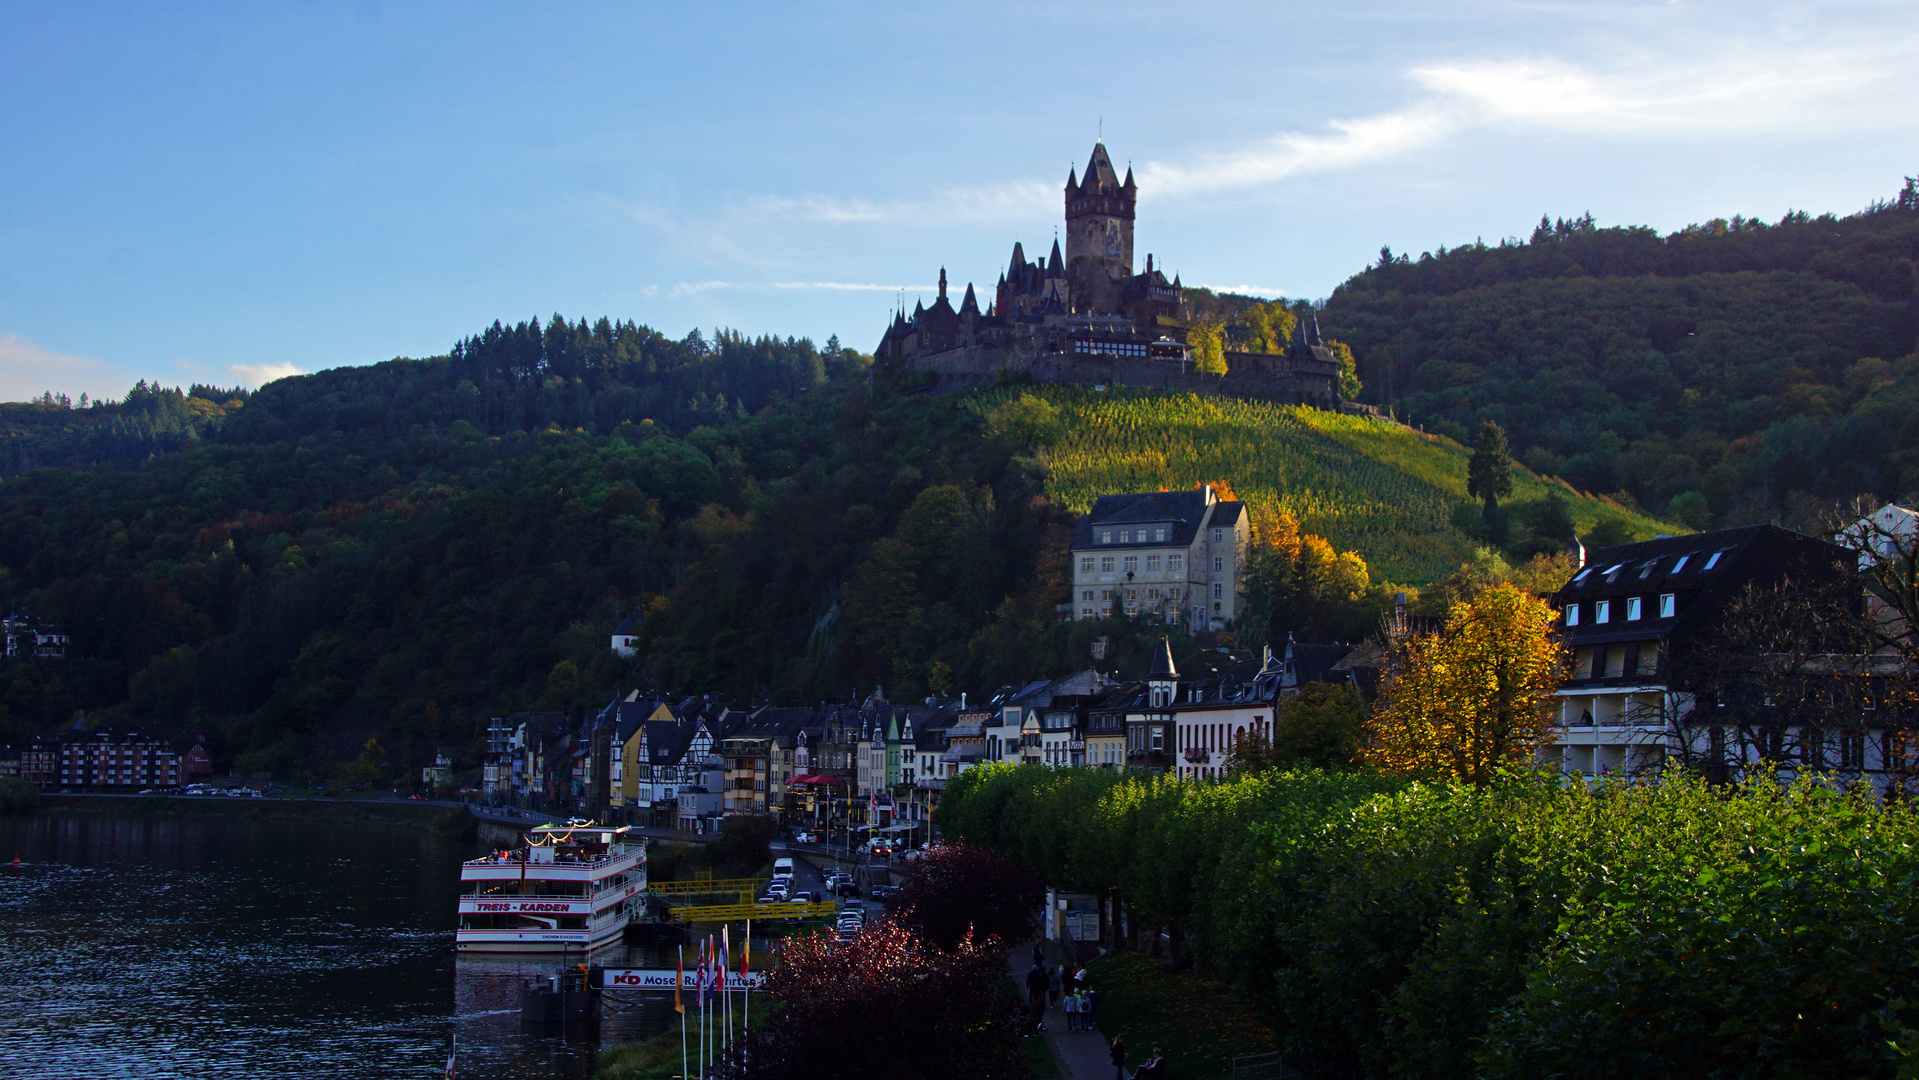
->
[1467,420,1515,512]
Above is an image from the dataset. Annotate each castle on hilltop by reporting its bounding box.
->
[876,141,1342,408]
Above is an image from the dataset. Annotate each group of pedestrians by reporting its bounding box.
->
[1025,944,1166,1078]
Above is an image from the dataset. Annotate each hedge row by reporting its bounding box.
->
[935,764,1919,1079]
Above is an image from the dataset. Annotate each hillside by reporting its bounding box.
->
[979,387,1667,583]
[1324,181,1919,526]
[0,342,1649,780]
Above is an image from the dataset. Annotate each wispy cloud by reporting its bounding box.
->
[0,332,116,403]
[1142,107,1452,198]
[229,361,305,387]
[654,280,933,299]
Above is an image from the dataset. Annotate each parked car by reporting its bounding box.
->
[756,894,781,905]
[793,831,817,845]
[869,885,899,901]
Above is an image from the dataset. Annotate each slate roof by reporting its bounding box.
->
[1072,487,1243,551]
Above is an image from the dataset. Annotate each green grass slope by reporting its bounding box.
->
[978,387,1674,583]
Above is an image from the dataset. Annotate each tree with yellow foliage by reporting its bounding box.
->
[1187,313,1227,376]
[1366,583,1566,785]
[1240,509,1377,646]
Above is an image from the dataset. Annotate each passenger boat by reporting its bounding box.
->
[456,823,646,953]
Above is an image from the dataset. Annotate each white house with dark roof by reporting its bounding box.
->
[1070,483,1249,632]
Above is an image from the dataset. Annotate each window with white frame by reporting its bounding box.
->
[1154,528,1167,542]
[1123,555,1138,572]
[1596,600,1611,623]
[1145,554,1161,571]
[1080,557,1094,573]
[1168,554,1183,571]
[1212,556,1223,572]
[1081,590,1094,602]
[1659,593,1676,618]
[1100,556,1114,573]
[1626,597,1643,620]
[1565,603,1581,626]
[1212,528,1223,544]
[1099,530,1112,544]
[1212,583,1223,599]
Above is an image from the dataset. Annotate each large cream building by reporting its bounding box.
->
[1070,484,1249,632]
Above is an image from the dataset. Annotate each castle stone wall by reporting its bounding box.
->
[897,345,1339,406]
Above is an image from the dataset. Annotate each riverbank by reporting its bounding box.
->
[36,792,453,828]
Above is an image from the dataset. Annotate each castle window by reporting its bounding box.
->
[1212,583,1223,600]
[1168,554,1183,572]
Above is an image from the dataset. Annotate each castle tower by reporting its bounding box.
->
[1064,142,1135,314]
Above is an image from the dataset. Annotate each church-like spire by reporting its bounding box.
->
[1008,241,1027,278]
[1047,238,1064,278]
[1065,165,1080,199]
[1123,165,1136,191]
[961,282,979,315]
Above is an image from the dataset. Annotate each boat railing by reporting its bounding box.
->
[462,847,643,870]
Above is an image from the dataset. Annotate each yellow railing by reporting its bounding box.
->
[667,900,839,923]
[649,878,769,899]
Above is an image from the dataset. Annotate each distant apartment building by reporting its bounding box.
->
[1070,483,1249,632]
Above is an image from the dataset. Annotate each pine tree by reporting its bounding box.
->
[1467,420,1514,512]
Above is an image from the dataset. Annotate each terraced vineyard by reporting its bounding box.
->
[971,387,1675,583]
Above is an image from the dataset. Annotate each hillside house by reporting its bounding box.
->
[1071,484,1249,632]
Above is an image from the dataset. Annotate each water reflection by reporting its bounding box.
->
[0,812,686,1080]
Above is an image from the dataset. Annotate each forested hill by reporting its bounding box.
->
[1325,179,1919,530]
[0,332,1656,780]
[0,317,867,475]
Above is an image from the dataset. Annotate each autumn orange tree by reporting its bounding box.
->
[1366,582,1566,784]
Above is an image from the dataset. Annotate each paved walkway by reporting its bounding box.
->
[1009,943,1119,1080]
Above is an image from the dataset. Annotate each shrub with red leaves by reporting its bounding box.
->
[887,842,1043,951]
[715,918,1026,1080]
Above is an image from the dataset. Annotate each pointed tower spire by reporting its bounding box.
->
[938,267,947,303]
[1150,635,1179,678]
[961,282,979,315]
[1047,238,1064,278]
[1123,165,1136,191]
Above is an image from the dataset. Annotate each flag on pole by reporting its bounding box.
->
[740,919,751,980]
[675,950,686,1015]
[444,1034,456,1080]
[721,925,731,988]
[696,937,708,1007]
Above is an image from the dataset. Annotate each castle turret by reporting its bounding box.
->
[1064,142,1135,314]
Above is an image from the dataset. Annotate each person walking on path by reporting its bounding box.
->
[1049,964,1064,1007]
[1025,963,1050,1034]
[1109,1033,1127,1080]
[1063,987,1082,1032]
[1033,943,1045,966]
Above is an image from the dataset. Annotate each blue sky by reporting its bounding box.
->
[2,1,1914,402]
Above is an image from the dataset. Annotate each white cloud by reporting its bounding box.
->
[665,280,932,299]
[0,332,119,403]
[229,361,306,388]
[1141,107,1454,198]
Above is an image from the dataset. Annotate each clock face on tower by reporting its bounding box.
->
[1104,220,1122,257]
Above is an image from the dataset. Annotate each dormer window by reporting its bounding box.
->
[1659,593,1676,618]
[1565,604,1581,627]
[1626,597,1643,621]
[1572,567,1594,585]
[1154,528,1167,542]
[1596,600,1612,624]
[1099,530,1113,544]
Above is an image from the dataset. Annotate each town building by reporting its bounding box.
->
[33,718,211,790]
[1548,523,1862,779]
[1071,483,1249,632]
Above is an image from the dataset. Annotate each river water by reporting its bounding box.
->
[0,812,683,1080]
